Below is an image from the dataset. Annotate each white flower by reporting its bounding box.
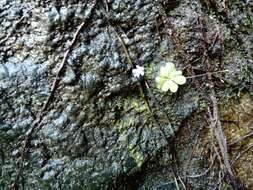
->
[132,65,144,78]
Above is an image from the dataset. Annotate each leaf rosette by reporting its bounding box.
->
[156,62,186,93]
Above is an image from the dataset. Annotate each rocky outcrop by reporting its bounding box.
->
[0,0,252,189]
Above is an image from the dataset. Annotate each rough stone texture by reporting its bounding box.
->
[0,0,252,189]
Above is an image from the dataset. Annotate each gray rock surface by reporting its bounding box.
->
[0,0,252,189]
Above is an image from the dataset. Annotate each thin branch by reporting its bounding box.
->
[231,143,253,166]
[41,21,85,112]
[11,22,85,189]
[11,1,97,189]
[174,177,180,190]
[186,153,217,179]
[111,26,134,66]
[229,131,253,147]
[177,175,186,190]
[186,70,229,79]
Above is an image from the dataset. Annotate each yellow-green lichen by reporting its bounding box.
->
[220,92,253,189]
[128,145,145,168]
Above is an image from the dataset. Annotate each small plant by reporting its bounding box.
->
[156,62,186,93]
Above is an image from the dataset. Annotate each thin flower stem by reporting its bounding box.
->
[186,70,229,79]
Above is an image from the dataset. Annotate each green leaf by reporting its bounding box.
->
[160,62,176,76]
[161,80,178,92]
[172,75,186,85]
[155,76,166,89]
[170,70,182,78]
[168,80,179,92]
[161,80,170,92]
[156,61,186,93]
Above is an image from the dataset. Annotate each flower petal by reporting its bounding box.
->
[172,75,186,85]
[132,65,145,78]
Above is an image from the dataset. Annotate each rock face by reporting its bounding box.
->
[0,0,252,189]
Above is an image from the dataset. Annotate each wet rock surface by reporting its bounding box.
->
[0,0,252,189]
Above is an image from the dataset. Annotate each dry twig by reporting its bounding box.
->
[231,143,253,166]
[229,131,253,147]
